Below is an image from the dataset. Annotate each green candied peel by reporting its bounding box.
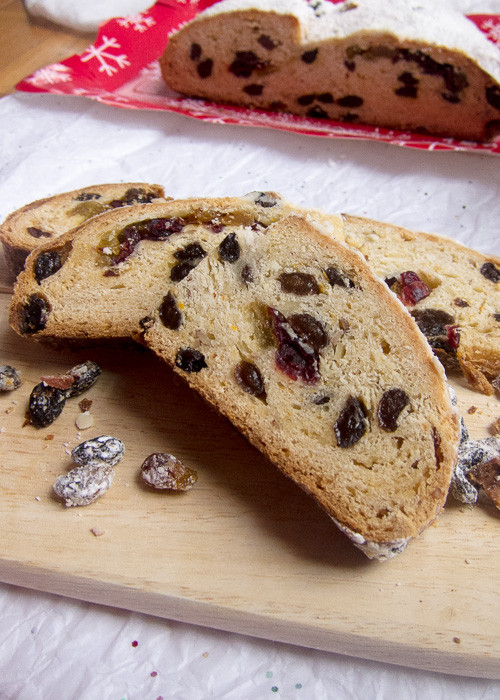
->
[67,200,110,220]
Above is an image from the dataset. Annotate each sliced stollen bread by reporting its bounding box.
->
[341,215,500,394]
[139,214,460,558]
[160,0,500,141]
[8,192,343,343]
[0,182,166,279]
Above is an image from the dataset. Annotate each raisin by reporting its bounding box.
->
[20,294,50,334]
[301,49,318,63]
[411,308,460,354]
[34,251,62,283]
[229,51,269,78]
[141,453,197,490]
[115,187,157,206]
[258,34,277,50]
[175,347,207,373]
[27,226,52,239]
[234,361,266,397]
[454,298,469,307]
[486,85,500,110]
[297,94,316,106]
[241,264,254,284]
[219,232,240,263]
[29,382,67,428]
[325,266,354,289]
[173,242,206,262]
[337,95,364,108]
[494,313,500,322]
[243,84,264,96]
[113,225,142,264]
[442,92,461,104]
[317,92,334,104]
[190,42,202,61]
[288,313,328,351]
[171,261,197,282]
[268,307,320,384]
[344,60,356,72]
[307,106,329,119]
[385,276,399,289]
[72,435,125,467]
[480,261,500,283]
[334,396,368,448]
[395,85,418,98]
[67,361,101,397]
[399,270,430,306]
[378,388,410,432]
[0,365,22,391]
[159,292,182,330]
[279,272,319,295]
[252,192,278,207]
[197,58,213,78]
[312,394,330,405]
[74,192,101,201]
[53,463,114,507]
[398,71,418,86]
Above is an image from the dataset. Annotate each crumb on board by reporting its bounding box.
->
[75,411,94,430]
[467,406,478,414]
[489,417,500,436]
[90,527,105,537]
[79,398,93,412]
[453,637,461,644]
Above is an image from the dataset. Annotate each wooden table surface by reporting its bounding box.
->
[0,0,94,97]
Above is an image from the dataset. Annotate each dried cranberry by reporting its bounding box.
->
[144,217,185,240]
[399,270,430,306]
[334,396,368,448]
[229,51,269,78]
[234,361,266,397]
[268,307,320,384]
[325,266,355,289]
[480,261,500,283]
[113,225,142,264]
[159,292,182,330]
[218,233,240,263]
[301,49,318,63]
[20,294,50,334]
[29,382,67,428]
[446,324,461,350]
[34,251,62,283]
[288,313,328,351]
[175,348,207,373]
[27,226,52,239]
[378,388,410,432]
[279,272,319,296]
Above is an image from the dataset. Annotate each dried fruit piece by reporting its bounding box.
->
[141,453,197,490]
[301,48,318,63]
[67,361,101,397]
[27,226,52,239]
[34,251,63,283]
[334,396,368,448]
[229,51,269,78]
[53,463,114,507]
[28,382,67,428]
[19,294,51,334]
[399,271,430,306]
[175,347,207,373]
[325,266,355,289]
[279,272,319,295]
[171,242,207,281]
[0,365,22,391]
[268,307,320,384]
[159,292,182,330]
[72,435,125,467]
[234,361,266,397]
[378,388,410,432]
[197,58,213,78]
[411,308,460,354]
[218,232,240,263]
[288,313,328,351]
[469,457,500,510]
[480,261,500,282]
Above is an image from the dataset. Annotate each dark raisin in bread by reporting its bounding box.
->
[160,0,500,141]
[139,213,460,558]
[341,214,500,394]
[8,193,342,342]
[0,182,166,279]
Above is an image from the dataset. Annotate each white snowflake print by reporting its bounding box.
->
[26,63,72,86]
[81,36,131,77]
[480,19,500,46]
[116,13,156,32]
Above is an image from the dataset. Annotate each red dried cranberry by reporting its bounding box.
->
[445,324,461,350]
[378,388,410,432]
[113,225,142,264]
[334,396,368,448]
[175,348,207,373]
[34,251,62,283]
[399,271,430,306]
[268,307,320,384]
[218,233,240,263]
[234,361,266,398]
[279,272,319,296]
[159,292,182,330]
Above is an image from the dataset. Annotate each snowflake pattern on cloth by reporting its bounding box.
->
[14,1,500,155]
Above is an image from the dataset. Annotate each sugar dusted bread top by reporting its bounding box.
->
[161,0,500,141]
[0,183,166,278]
[139,213,460,555]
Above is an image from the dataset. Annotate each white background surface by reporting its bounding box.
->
[1,1,500,698]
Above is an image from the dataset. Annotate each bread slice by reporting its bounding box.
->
[8,192,342,343]
[138,213,459,557]
[160,0,500,141]
[0,182,166,279]
[341,215,500,393]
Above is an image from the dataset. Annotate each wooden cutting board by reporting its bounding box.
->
[1,270,499,679]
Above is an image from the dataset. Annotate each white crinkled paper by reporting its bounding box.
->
[2,0,500,697]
